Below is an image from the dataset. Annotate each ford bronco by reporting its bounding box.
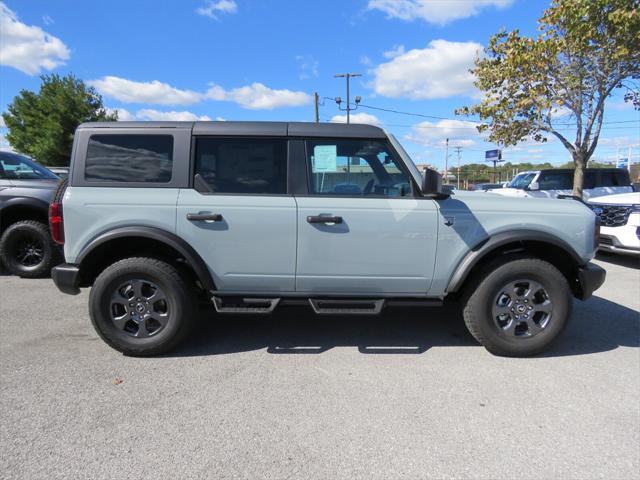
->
[50,121,605,357]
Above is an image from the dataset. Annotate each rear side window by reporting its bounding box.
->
[537,171,573,190]
[85,135,173,183]
[598,170,630,187]
[194,138,287,194]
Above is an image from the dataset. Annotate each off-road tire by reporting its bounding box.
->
[89,257,196,356]
[0,220,56,278]
[463,257,572,357]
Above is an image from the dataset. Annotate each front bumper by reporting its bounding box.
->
[52,263,81,295]
[575,262,606,301]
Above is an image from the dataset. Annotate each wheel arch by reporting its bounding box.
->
[0,198,50,234]
[75,226,216,292]
[446,230,585,296]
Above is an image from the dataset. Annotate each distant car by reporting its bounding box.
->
[587,192,640,256]
[0,152,62,277]
[48,166,69,179]
[470,183,503,191]
[488,168,633,199]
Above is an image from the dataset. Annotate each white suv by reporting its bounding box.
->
[588,192,640,256]
[489,168,633,200]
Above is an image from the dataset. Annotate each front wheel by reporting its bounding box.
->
[463,258,573,357]
[89,257,196,356]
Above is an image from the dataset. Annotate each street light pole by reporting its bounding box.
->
[334,73,362,123]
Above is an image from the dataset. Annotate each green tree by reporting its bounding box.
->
[457,0,639,197]
[2,74,117,166]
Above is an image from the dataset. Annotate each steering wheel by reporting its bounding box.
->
[363,178,375,195]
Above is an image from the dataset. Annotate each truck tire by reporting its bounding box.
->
[463,257,572,357]
[0,220,56,278]
[89,257,196,356]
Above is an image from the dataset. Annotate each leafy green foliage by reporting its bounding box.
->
[2,74,117,166]
[457,0,639,197]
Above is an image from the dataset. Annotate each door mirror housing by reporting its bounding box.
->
[527,181,540,191]
[421,169,448,197]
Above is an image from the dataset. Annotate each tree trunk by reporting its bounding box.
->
[572,152,586,198]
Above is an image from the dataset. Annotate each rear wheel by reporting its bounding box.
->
[463,257,572,357]
[0,220,57,277]
[89,257,196,356]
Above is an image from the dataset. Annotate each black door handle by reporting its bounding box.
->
[187,213,223,222]
[307,215,343,224]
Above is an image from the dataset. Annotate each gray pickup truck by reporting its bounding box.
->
[51,121,605,357]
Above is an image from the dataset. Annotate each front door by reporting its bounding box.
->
[294,138,438,295]
[176,137,297,293]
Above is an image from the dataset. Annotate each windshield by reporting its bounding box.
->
[508,172,536,189]
[0,152,59,180]
[386,133,423,188]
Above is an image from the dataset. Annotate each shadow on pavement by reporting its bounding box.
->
[169,296,639,358]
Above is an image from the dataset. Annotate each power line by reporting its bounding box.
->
[322,96,640,127]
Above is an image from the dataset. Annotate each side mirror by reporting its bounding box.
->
[421,169,448,197]
[527,181,540,191]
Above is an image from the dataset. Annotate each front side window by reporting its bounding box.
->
[194,138,287,194]
[0,152,58,180]
[305,139,412,197]
[85,135,173,183]
[508,173,536,189]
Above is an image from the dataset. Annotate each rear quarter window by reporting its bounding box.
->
[84,134,173,183]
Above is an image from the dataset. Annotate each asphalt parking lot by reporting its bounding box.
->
[1,253,638,480]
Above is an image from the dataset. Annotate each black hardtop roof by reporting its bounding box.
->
[536,168,629,173]
[77,121,387,138]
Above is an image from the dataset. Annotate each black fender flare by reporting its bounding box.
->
[446,230,584,293]
[0,196,50,214]
[76,226,216,291]
[0,197,51,230]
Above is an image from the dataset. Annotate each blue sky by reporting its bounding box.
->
[1,0,638,168]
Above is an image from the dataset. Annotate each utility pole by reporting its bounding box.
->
[454,146,462,189]
[444,138,449,184]
[334,73,362,123]
[314,92,319,123]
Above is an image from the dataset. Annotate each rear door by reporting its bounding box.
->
[176,136,297,293]
[293,137,438,295]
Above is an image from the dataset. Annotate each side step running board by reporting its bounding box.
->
[308,298,385,315]
[212,296,280,314]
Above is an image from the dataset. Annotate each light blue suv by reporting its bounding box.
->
[50,121,605,357]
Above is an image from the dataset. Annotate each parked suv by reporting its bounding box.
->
[51,122,605,357]
[489,168,632,199]
[587,192,640,256]
[0,151,61,277]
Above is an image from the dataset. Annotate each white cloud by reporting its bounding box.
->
[206,82,311,109]
[368,0,514,26]
[0,115,5,128]
[89,76,203,105]
[196,0,237,19]
[359,55,373,66]
[383,44,405,59]
[136,109,212,121]
[405,119,482,147]
[296,54,319,79]
[0,2,70,75]
[330,113,382,125]
[371,40,481,100]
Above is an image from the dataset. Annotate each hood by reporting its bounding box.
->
[588,192,640,206]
